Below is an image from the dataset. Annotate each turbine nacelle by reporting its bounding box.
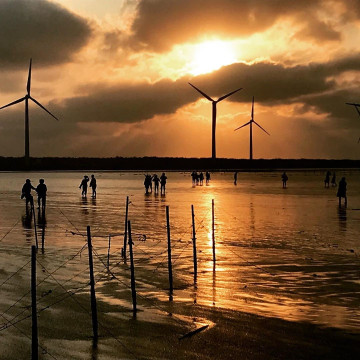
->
[189,82,242,103]
[189,82,243,159]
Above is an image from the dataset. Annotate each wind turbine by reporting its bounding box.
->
[189,83,242,159]
[234,96,269,160]
[0,59,59,159]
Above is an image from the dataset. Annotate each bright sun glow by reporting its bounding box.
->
[189,40,237,75]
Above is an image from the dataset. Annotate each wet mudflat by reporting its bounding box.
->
[0,170,359,359]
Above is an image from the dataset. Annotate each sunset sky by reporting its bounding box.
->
[0,0,360,159]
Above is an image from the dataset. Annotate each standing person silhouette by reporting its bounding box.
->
[90,174,97,198]
[160,172,167,195]
[281,172,288,188]
[199,172,204,185]
[21,179,36,211]
[331,172,337,187]
[36,179,47,211]
[144,174,152,194]
[206,171,211,185]
[79,175,89,197]
[324,171,331,188]
[152,174,160,194]
[234,171,238,185]
[337,177,347,207]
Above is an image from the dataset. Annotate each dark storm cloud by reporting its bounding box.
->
[0,0,92,68]
[127,0,344,52]
[54,53,360,125]
[294,15,342,43]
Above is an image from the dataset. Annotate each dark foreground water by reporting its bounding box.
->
[0,170,359,358]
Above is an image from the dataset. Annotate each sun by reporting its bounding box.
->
[189,40,237,75]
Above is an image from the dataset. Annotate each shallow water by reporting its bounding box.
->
[0,170,360,357]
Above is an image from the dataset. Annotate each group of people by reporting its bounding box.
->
[79,174,97,198]
[21,178,47,212]
[191,171,211,186]
[21,170,349,212]
[324,171,337,188]
[144,173,167,195]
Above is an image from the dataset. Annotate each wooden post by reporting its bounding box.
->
[128,221,137,317]
[32,203,38,249]
[123,196,129,259]
[166,206,173,295]
[212,199,216,263]
[191,205,197,282]
[31,245,38,360]
[107,235,111,271]
[87,226,98,341]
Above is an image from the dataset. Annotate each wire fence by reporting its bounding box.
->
[1,195,358,359]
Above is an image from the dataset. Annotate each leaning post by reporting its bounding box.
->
[128,220,137,317]
[166,206,173,295]
[87,226,98,341]
[123,196,129,259]
[107,235,111,271]
[191,205,197,282]
[32,203,38,249]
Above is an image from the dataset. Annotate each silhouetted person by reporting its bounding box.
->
[152,174,160,194]
[191,171,197,186]
[324,171,331,188]
[79,175,89,197]
[281,172,288,188]
[90,174,97,198]
[234,172,238,185]
[144,174,152,194]
[206,171,211,185]
[331,172,337,187]
[337,177,347,207]
[21,179,35,211]
[36,179,47,211]
[199,172,204,185]
[160,172,167,195]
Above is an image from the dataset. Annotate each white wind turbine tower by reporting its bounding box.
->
[0,59,59,159]
[189,82,242,159]
[234,96,269,160]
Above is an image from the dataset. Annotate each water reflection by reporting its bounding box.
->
[337,207,347,231]
[80,197,89,215]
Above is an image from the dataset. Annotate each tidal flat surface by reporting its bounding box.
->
[0,170,359,359]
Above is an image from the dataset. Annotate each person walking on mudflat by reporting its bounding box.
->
[79,175,89,197]
[331,172,337,187]
[160,172,167,195]
[324,171,331,188]
[90,174,97,198]
[337,177,347,207]
[21,179,36,211]
[281,172,288,188]
[36,179,47,211]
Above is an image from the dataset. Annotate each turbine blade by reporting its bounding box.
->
[346,102,360,117]
[27,58,32,95]
[188,83,214,102]
[234,121,251,131]
[217,87,243,102]
[251,96,254,120]
[30,96,59,121]
[254,121,270,135]
[0,97,26,110]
